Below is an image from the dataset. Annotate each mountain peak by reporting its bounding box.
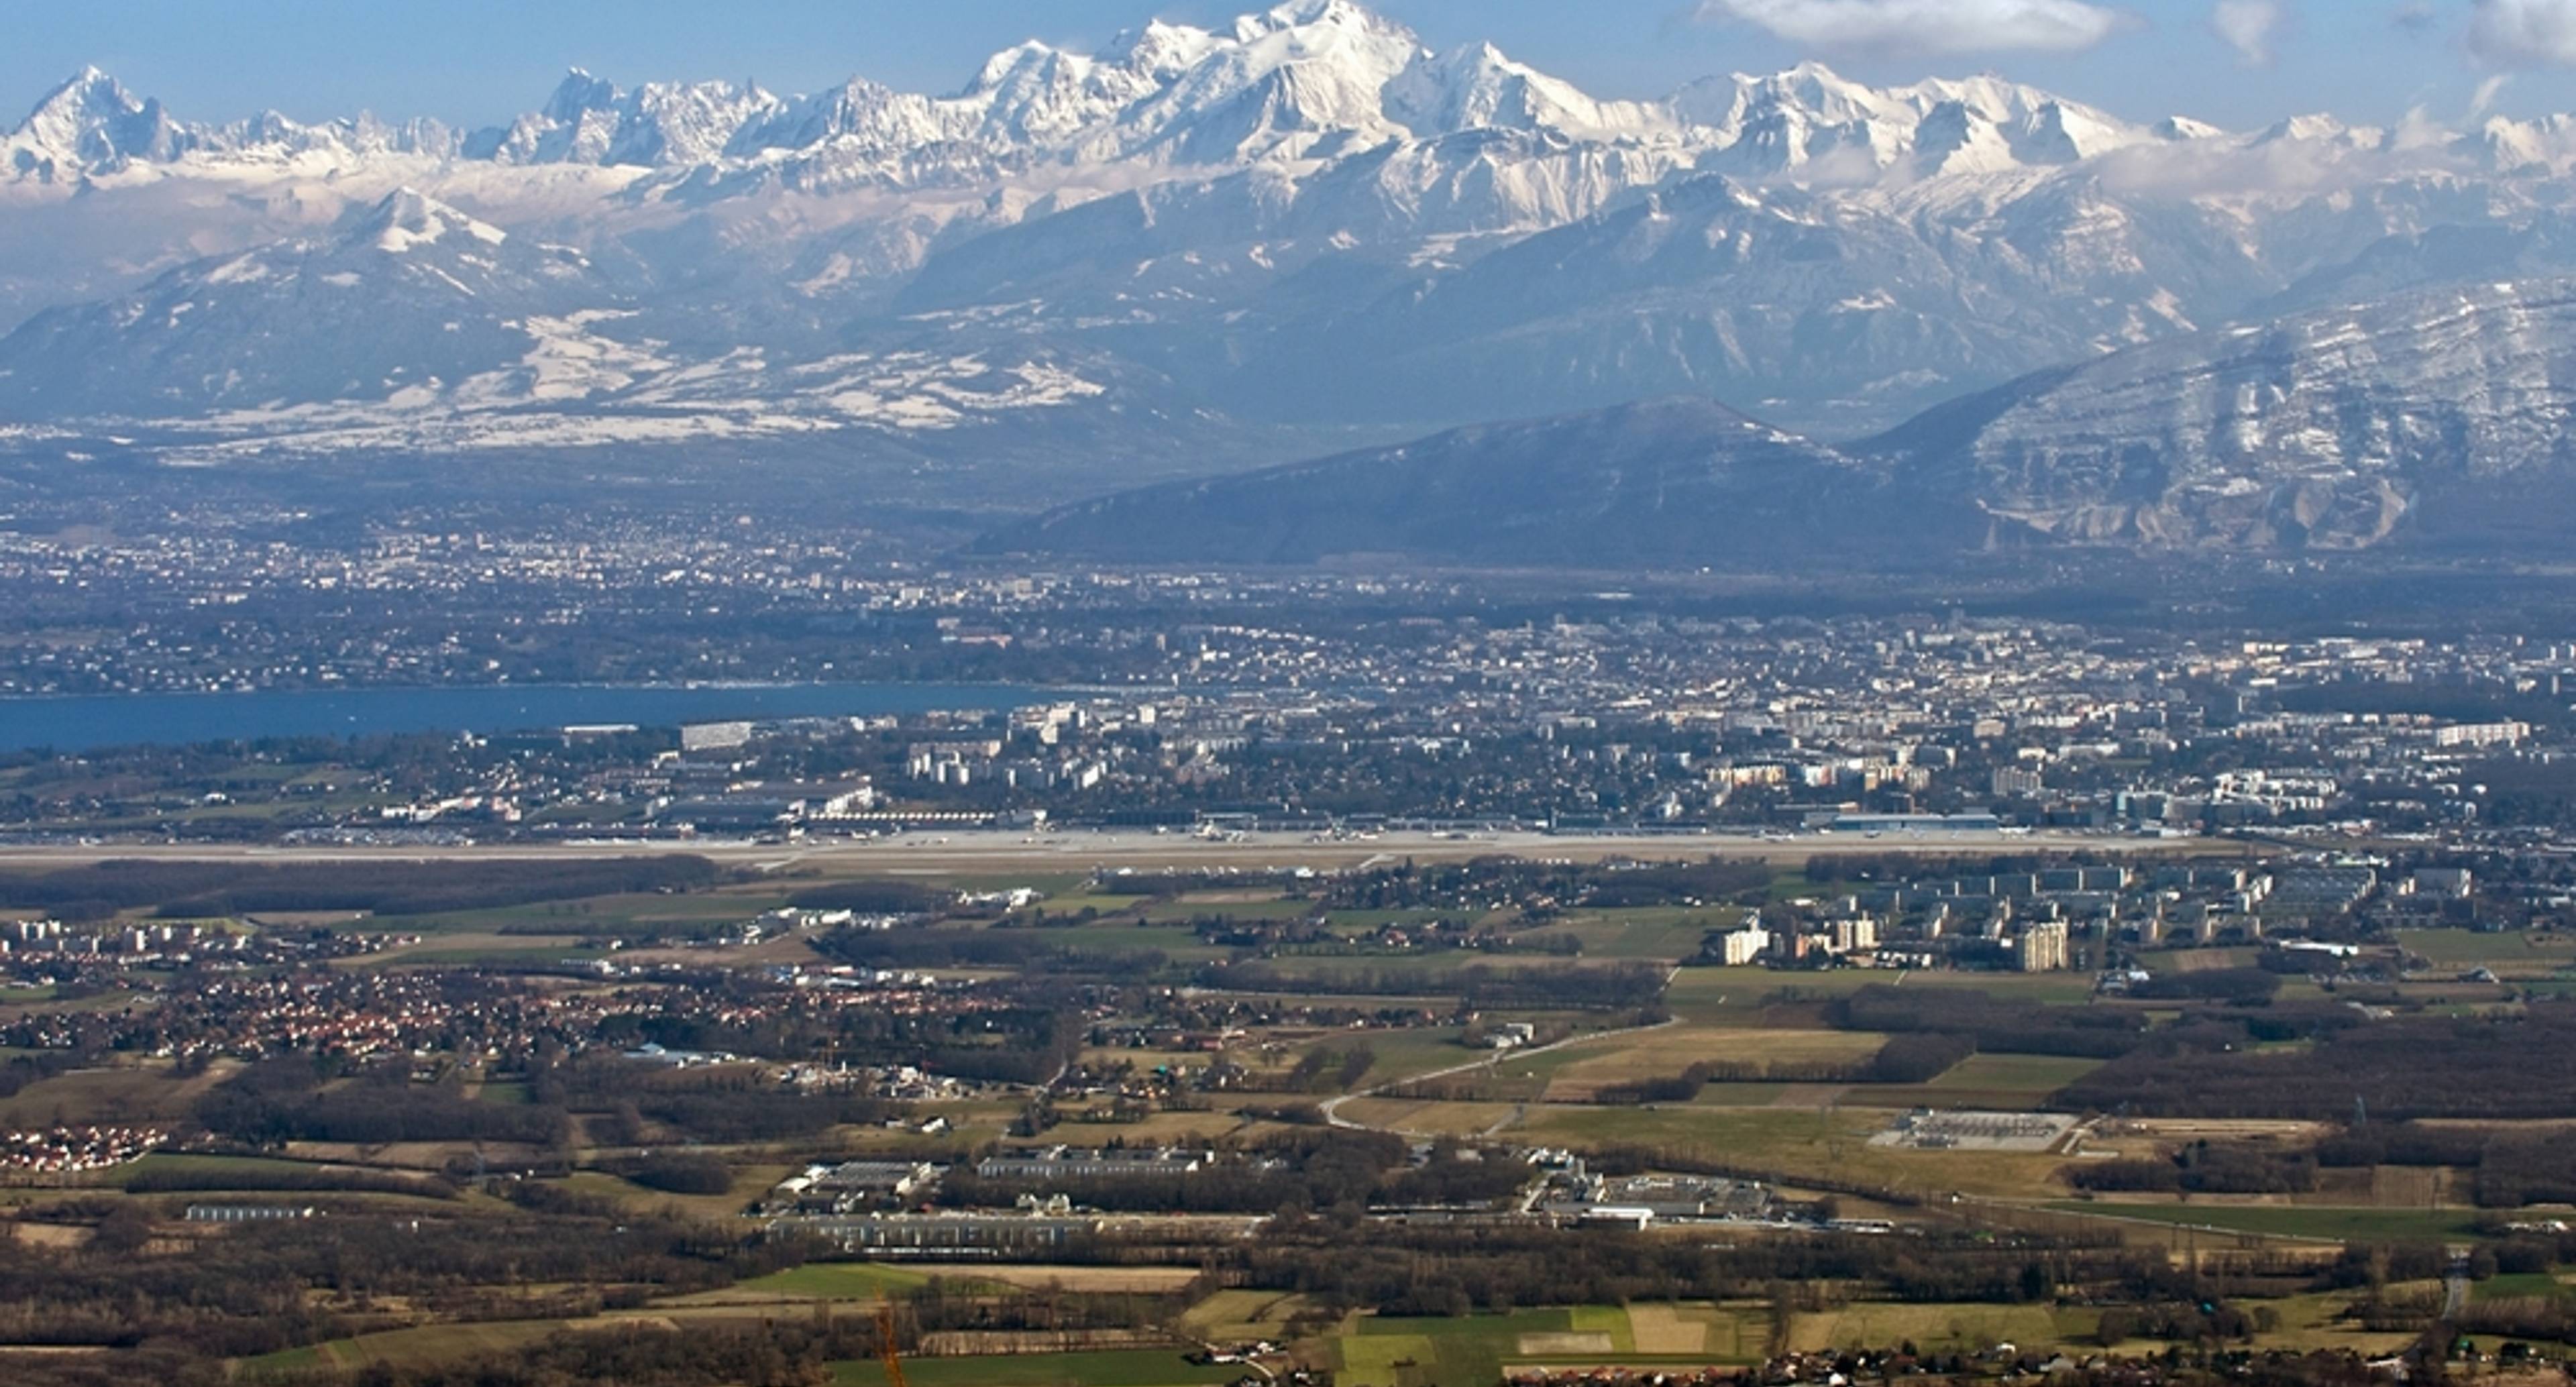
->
[18,66,142,134]
[2255,113,2353,145]
[2153,115,2225,142]
[541,68,620,122]
[1238,0,1413,42]
[7,65,195,180]
[1099,18,1218,76]
[345,186,507,254]
[1387,38,1656,141]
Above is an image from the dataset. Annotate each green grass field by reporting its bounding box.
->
[1664,966,2099,1022]
[1529,1025,1886,1098]
[1330,1305,1769,1385]
[1342,1309,1588,1387]
[1180,1288,1315,1342]
[831,1348,1238,1386]
[342,938,612,969]
[1521,909,1738,961]
[1251,1025,1474,1092]
[1055,922,1234,962]
[117,1152,442,1191]
[2047,1202,2483,1243]
[246,1320,570,1372]
[2473,1272,2572,1305]
[1525,1103,2073,1199]
[733,1263,938,1298]
[394,891,794,934]
[1128,897,1314,924]
[0,1062,227,1126]
[1789,1302,2096,1353]
[1870,1054,2101,1109]
[561,1161,790,1221]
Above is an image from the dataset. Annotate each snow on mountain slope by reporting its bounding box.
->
[1860,278,2576,549]
[3,68,455,186]
[1201,168,2277,438]
[0,182,1140,465]
[1386,43,1674,142]
[0,1,2167,195]
[996,276,2576,563]
[5,68,199,182]
[474,71,782,168]
[0,187,616,417]
[1674,64,2147,179]
[9,0,2576,508]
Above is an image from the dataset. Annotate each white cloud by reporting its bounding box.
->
[1691,0,2128,55]
[2473,72,2514,114]
[2211,0,2284,65]
[2471,0,2576,66]
[2092,127,2458,201]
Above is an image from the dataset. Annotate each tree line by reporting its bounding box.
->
[0,856,720,922]
[2057,1009,2576,1123]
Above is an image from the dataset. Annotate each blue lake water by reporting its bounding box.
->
[0,683,1062,753]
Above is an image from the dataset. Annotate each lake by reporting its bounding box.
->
[0,683,1065,753]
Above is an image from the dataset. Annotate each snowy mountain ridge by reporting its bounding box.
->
[14,0,2576,531]
[0,2,2233,192]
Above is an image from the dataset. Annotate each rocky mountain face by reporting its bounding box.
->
[1860,278,2576,553]
[9,1,2576,529]
[995,277,2576,565]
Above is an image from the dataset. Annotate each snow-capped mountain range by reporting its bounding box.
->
[11,0,2576,524]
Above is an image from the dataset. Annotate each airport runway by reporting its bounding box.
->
[0,828,2222,873]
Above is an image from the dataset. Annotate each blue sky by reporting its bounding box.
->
[5,1,2571,133]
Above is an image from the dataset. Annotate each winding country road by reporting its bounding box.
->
[1318,974,1686,1135]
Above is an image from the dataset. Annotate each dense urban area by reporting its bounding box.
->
[7,550,2576,847]
[11,549,2576,1387]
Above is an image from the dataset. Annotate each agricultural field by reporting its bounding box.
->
[2470,1272,2576,1305]
[1522,1103,2078,1199]
[722,1263,940,1299]
[1692,1080,1852,1109]
[830,1348,1238,1387]
[2248,1290,2432,1355]
[0,1060,231,1127]
[15,848,2576,1387]
[336,934,611,970]
[1521,909,1738,960]
[249,1321,576,1374]
[1328,1095,1527,1137]
[1664,966,2102,1020]
[1323,1303,1774,1385]
[1787,1302,2096,1354]
[1530,1025,1886,1099]
[1179,1288,1315,1343]
[1326,1026,1478,1087]
[2045,1202,2485,1243]
[2394,928,2576,973]
[227,1274,2475,1386]
[1870,1054,2105,1110]
[561,1161,798,1221]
